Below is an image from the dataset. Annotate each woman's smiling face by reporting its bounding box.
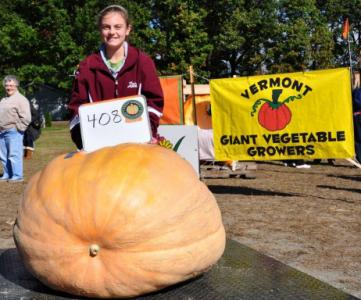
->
[100,12,130,50]
[5,80,17,97]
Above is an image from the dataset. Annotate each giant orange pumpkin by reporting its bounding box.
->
[13,143,225,298]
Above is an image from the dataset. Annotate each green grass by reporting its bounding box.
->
[37,122,74,151]
[24,121,77,180]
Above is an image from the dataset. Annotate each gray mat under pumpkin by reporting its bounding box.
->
[0,239,359,300]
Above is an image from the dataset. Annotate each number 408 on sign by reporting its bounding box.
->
[87,110,123,128]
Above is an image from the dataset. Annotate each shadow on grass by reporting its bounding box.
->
[208,185,293,196]
[208,185,358,204]
[317,184,361,196]
[327,174,361,182]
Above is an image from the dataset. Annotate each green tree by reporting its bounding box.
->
[204,0,334,76]
[0,3,38,89]
[1,0,81,91]
[269,0,334,73]
[1,0,359,90]
[152,0,212,81]
[317,0,361,69]
[204,0,285,76]
[203,0,250,77]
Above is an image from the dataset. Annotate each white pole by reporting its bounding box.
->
[347,34,353,85]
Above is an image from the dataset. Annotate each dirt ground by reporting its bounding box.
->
[201,160,361,299]
[0,158,361,298]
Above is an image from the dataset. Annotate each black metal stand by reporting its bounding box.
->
[0,239,359,299]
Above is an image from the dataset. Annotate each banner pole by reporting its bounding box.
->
[189,65,198,125]
[347,35,353,86]
[189,65,201,178]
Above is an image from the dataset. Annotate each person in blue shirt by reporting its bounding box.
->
[352,87,361,163]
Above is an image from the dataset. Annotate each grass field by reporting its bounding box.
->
[24,121,76,179]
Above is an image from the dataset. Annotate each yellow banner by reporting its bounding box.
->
[210,68,354,161]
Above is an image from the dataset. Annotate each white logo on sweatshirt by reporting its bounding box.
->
[127,81,138,89]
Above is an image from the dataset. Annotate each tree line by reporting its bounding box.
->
[0,0,360,95]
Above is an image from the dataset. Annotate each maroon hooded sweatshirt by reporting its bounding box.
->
[68,44,164,149]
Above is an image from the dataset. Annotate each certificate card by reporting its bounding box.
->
[79,95,152,152]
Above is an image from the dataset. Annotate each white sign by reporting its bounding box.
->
[158,125,199,176]
[79,96,151,152]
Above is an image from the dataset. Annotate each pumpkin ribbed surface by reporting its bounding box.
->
[13,143,226,298]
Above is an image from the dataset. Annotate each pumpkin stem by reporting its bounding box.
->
[272,89,283,104]
[89,244,100,257]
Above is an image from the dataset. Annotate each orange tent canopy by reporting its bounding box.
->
[184,94,212,129]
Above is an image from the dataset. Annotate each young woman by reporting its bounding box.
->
[68,5,164,149]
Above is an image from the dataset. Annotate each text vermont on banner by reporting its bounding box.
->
[210,68,354,161]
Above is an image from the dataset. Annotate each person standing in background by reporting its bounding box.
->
[23,99,42,159]
[68,4,164,149]
[284,159,311,169]
[352,87,361,163]
[0,75,31,182]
